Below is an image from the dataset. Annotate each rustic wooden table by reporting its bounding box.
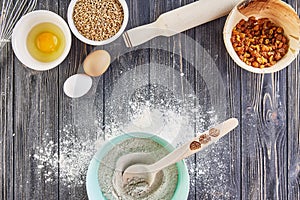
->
[1,0,299,199]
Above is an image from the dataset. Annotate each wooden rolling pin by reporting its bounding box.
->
[123,0,241,47]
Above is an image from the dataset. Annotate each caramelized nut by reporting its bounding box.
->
[276,27,283,33]
[275,52,282,60]
[190,141,201,150]
[209,128,220,137]
[199,134,211,144]
[253,25,260,31]
[252,61,259,68]
[282,36,287,43]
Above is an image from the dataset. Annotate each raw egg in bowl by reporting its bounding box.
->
[12,10,72,71]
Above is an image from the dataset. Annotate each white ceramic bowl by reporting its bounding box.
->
[12,10,72,71]
[224,0,300,73]
[67,0,129,46]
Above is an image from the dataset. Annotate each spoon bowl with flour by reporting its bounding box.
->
[113,152,164,198]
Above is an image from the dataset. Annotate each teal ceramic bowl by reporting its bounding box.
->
[86,132,190,200]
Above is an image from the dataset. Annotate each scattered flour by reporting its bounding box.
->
[31,76,232,199]
[32,125,98,187]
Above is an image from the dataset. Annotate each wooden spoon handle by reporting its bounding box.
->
[148,118,239,172]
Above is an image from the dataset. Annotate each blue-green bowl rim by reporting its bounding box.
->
[86,132,190,200]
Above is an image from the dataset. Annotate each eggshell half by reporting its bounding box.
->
[63,74,92,98]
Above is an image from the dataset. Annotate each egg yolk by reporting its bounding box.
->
[36,32,59,53]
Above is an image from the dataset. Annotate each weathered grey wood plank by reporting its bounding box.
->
[287,39,300,200]
[240,0,299,199]
[286,2,300,200]
[224,32,243,200]
[148,0,197,199]
[241,70,288,199]
[0,42,14,200]
[194,15,242,199]
[287,60,300,200]
[57,0,90,198]
[12,1,60,200]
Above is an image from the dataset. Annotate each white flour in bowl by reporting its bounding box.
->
[98,137,178,200]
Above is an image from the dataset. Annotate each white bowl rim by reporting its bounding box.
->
[67,0,129,46]
[12,10,72,71]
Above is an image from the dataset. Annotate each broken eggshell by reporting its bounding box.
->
[63,74,92,98]
[223,0,300,73]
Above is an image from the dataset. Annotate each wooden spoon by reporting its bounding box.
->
[121,118,239,186]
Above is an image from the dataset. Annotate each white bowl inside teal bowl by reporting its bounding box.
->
[86,132,190,200]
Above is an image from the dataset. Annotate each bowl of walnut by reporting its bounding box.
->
[67,0,129,46]
[223,0,300,73]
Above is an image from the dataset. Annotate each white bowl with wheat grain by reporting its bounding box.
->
[67,0,129,46]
